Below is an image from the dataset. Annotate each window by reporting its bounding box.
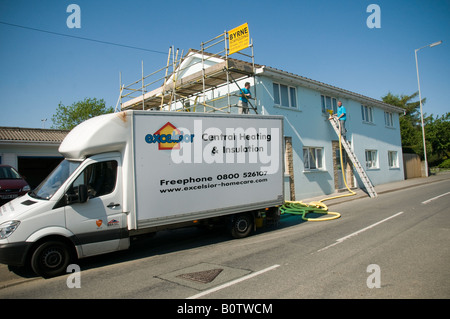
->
[273,82,297,108]
[365,150,378,169]
[321,95,338,115]
[0,166,22,179]
[303,147,324,170]
[384,111,394,127]
[290,87,297,108]
[388,151,399,168]
[72,160,118,198]
[361,105,373,123]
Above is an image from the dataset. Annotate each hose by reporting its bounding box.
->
[280,119,355,221]
[280,200,341,222]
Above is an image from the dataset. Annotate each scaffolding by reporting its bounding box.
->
[116,30,257,114]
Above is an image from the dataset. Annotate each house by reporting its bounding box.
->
[255,65,404,199]
[0,127,68,188]
[120,48,406,200]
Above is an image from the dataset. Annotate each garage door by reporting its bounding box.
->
[18,156,63,189]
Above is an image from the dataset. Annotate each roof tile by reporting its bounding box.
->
[0,127,69,143]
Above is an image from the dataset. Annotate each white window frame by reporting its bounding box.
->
[303,147,324,171]
[273,82,297,108]
[321,95,338,116]
[361,105,374,123]
[384,111,394,127]
[365,149,378,169]
[388,151,399,168]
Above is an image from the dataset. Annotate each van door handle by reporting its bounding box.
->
[107,203,120,209]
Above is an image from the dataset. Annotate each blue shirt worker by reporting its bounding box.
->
[337,101,347,139]
[238,82,252,114]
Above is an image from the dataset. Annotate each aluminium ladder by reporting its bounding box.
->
[328,116,377,198]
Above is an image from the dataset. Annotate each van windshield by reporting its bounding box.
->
[30,160,81,200]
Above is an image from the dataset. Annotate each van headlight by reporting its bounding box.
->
[0,221,20,239]
[22,185,31,192]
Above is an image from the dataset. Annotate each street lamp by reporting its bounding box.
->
[41,118,47,129]
[414,40,442,177]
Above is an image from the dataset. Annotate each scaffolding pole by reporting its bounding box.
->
[224,30,231,113]
[141,60,145,110]
[119,28,256,114]
[161,47,172,109]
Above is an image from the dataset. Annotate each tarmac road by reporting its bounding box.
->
[0,172,449,299]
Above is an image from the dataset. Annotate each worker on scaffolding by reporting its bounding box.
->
[238,82,252,114]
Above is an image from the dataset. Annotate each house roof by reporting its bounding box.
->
[0,127,69,144]
[122,49,404,114]
[181,50,405,113]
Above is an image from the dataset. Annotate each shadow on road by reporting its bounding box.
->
[6,213,310,279]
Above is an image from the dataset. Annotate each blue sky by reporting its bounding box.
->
[0,0,449,128]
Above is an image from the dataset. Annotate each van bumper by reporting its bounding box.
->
[0,242,33,266]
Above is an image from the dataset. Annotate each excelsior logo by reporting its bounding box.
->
[145,122,195,150]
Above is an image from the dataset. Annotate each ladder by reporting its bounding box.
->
[328,116,377,198]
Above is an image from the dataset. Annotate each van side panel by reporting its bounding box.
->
[132,112,284,228]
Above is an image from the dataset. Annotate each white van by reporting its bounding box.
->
[0,111,284,277]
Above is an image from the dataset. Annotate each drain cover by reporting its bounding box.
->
[157,263,251,290]
[177,268,223,284]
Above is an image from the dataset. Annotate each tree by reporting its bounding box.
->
[382,91,423,124]
[382,92,449,166]
[382,91,425,157]
[426,112,450,162]
[52,98,114,130]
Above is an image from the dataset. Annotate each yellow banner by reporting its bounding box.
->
[228,23,249,55]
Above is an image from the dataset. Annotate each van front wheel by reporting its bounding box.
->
[31,241,72,278]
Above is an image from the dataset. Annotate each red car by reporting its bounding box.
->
[0,164,30,205]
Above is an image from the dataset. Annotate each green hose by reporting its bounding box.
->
[280,200,341,221]
[280,117,354,221]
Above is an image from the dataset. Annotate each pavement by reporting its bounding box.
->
[293,170,450,207]
[0,171,449,288]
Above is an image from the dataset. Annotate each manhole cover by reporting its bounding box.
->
[157,263,251,290]
[177,268,223,284]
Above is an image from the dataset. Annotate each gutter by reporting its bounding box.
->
[0,141,62,147]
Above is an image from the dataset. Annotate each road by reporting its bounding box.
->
[0,176,449,300]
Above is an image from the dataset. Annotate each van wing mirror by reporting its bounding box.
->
[78,184,88,203]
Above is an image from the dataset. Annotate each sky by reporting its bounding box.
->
[0,0,449,129]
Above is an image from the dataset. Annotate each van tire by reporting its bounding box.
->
[30,240,72,278]
[230,213,254,239]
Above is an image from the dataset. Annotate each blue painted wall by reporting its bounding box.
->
[254,74,404,199]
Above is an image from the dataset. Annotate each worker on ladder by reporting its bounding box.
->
[335,100,347,140]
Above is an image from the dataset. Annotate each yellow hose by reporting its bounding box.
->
[280,200,341,222]
[280,120,355,221]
